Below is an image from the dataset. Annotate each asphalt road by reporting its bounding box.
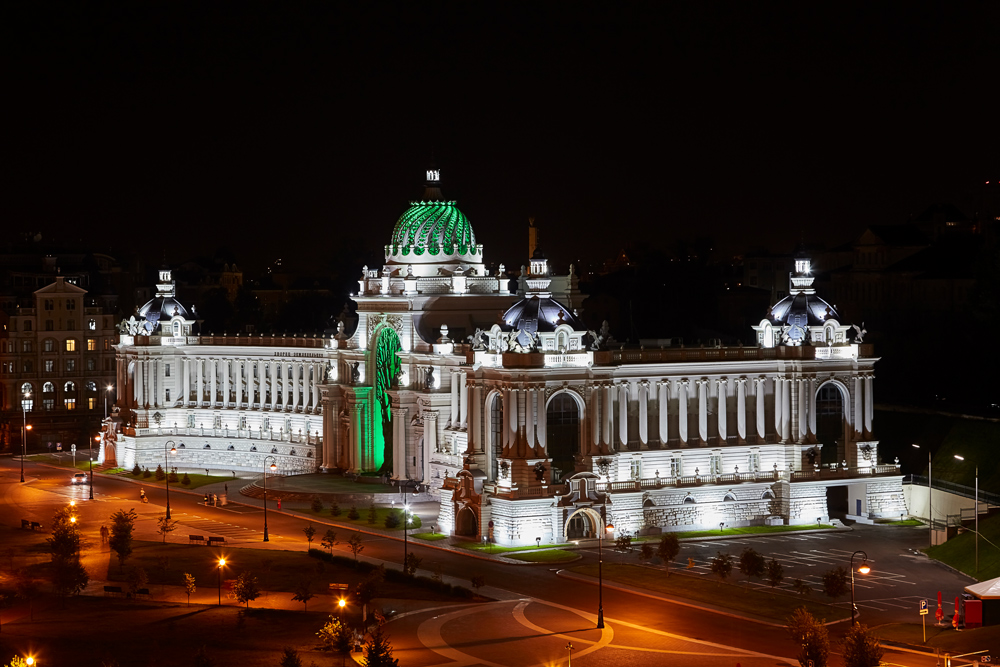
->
[0,457,978,666]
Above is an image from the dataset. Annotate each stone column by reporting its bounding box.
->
[618,383,628,449]
[589,385,600,452]
[236,360,244,408]
[773,377,783,438]
[222,360,230,409]
[638,381,648,448]
[678,380,689,444]
[135,359,143,407]
[535,387,546,452]
[392,407,407,480]
[798,378,808,443]
[526,387,537,450]
[450,370,460,427]
[781,377,792,443]
[509,387,519,453]
[270,361,278,411]
[425,411,438,461]
[657,380,669,445]
[755,378,766,440]
[864,375,874,438]
[853,376,863,438]
[698,379,708,444]
[182,358,190,406]
[209,359,218,407]
[717,379,728,443]
[349,404,362,472]
[603,384,613,448]
[195,358,204,407]
[313,363,321,412]
[469,384,480,455]
[808,377,817,440]
[736,378,747,441]
[459,371,468,429]
[322,394,339,469]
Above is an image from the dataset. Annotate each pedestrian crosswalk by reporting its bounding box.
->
[168,511,283,543]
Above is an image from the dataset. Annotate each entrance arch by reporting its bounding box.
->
[563,507,603,540]
[455,506,479,537]
[815,380,850,464]
[369,326,402,473]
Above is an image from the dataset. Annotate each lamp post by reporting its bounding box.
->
[566,642,574,667]
[597,500,614,629]
[914,444,931,548]
[955,455,979,575]
[338,597,348,667]
[163,440,178,520]
[20,390,31,483]
[89,435,96,501]
[217,557,226,605]
[262,455,277,541]
[105,383,114,419]
[850,550,871,626]
[403,503,411,571]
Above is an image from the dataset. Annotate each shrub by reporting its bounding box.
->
[155,464,166,481]
[132,463,142,476]
[142,467,152,478]
[330,501,341,517]
[311,496,323,513]
[384,511,400,529]
[167,469,179,483]
[181,472,191,486]
[347,506,360,520]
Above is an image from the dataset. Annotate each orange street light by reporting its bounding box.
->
[851,550,871,626]
[217,557,227,605]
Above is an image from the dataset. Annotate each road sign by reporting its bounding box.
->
[920,599,929,615]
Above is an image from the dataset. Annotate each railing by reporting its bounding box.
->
[594,343,874,365]
[132,426,321,445]
[907,475,1000,505]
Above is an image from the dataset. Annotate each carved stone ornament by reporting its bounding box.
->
[596,457,612,478]
[499,460,510,479]
[367,313,404,348]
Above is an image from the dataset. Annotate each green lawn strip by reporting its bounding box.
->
[453,541,570,554]
[412,532,448,541]
[105,540,453,601]
[116,472,231,490]
[507,549,578,563]
[876,622,1000,654]
[875,519,923,526]
[927,512,1000,581]
[675,524,836,539]
[294,506,423,531]
[569,563,849,623]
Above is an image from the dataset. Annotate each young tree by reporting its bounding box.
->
[317,616,353,664]
[157,514,178,543]
[383,511,400,529]
[404,552,422,577]
[765,558,785,591]
[132,462,142,476]
[348,534,364,562]
[52,556,89,597]
[183,573,197,606]
[356,566,384,624]
[181,472,192,486]
[293,580,315,611]
[155,464,166,481]
[792,578,812,596]
[47,507,88,596]
[738,547,766,588]
[303,524,317,550]
[710,552,734,585]
[126,566,148,599]
[822,566,850,600]
[638,543,655,565]
[311,496,324,513]
[841,623,884,667]
[362,620,399,667]
[786,607,830,667]
[347,506,360,520]
[614,533,632,558]
[657,533,681,575]
[330,501,342,517]
[279,648,302,667]
[168,468,179,483]
[367,502,378,524]
[321,529,338,554]
[109,508,138,572]
[232,571,261,608]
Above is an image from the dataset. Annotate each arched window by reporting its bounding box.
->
[88,319,97,331]
[21,382,33,395]
[683,494,696,504]
[43,382,55,393]
[173,321,181,336]
[723,492,737,502]
[761,489,775,500]
[65,381,76,392]
[85,381,97,392]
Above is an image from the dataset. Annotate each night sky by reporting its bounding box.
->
[6,3,998,273]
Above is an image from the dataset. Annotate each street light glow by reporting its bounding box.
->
[858,562,871,575]
[338,597,346,609]
[954,455,965,461]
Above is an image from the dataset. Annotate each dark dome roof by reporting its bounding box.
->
[501,295,584,347]
[137,296,190,325]
[768,293,840,342]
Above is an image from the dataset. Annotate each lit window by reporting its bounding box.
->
[88,397,96,410]
[66,339,76,352]
[88,319,96,331]
[87,338,96,351]
[65,398,76,410]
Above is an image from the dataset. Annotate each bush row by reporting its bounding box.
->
[307,549,475,599]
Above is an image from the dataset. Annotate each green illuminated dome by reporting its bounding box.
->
[389,200,479,257]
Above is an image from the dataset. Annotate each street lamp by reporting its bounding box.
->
[20,390,31,483]
[955,455,979,574]
[914,444,932,548]
[262,455,277,541]
[566,642,574,667]
[105,383,114,419]
[850,550,871,626]
[217,557,226,605]
[597,500,614,629]
[403,503,412,572]
[164,440,178,519]
[89,435,97,500]
[24,657,34,666]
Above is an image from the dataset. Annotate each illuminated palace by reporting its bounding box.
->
[107,169,905,544]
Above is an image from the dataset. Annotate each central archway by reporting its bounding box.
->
[372,326,402,473]
[455,506,479,537]
[547,391,581,480]
[816,381,849,464]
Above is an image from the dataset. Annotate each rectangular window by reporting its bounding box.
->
[187,414,196,428]
[710,453,723,476]
[630,459,642,480]
[213,415,221,429]
[67,319,75,330]
[66,359,76,371]
[43,398,55,411]
[45,360,54,372]
[262,416,270,431]
[88,397,96,410]
[670,457,681,478]
[24,320,32,331]
[65,398,76,410]
[165,389,171,402]
[87,338,96,351]
[65,299,76,310]
[165,364,170,377]
[104,339,109,350]
[45,320,54,331]
[66,339,76,352]
[239,414,247,429]
[44,339,54,352]
[86,358,96,371]
[23,341,32,352]
[44,300,54,311]
[88,319,96,331]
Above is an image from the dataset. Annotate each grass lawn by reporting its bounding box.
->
[927,512,1000,581]
[291,505,423,531]
[106,540,454,601]
[453,541,571,554]
[674,524,836,539]
[507,549,579,563]
[876,519,923,526]
[412,532,448,541]
[876,622,1000,655]
[116,471,232,489]
[569,562,850,623]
